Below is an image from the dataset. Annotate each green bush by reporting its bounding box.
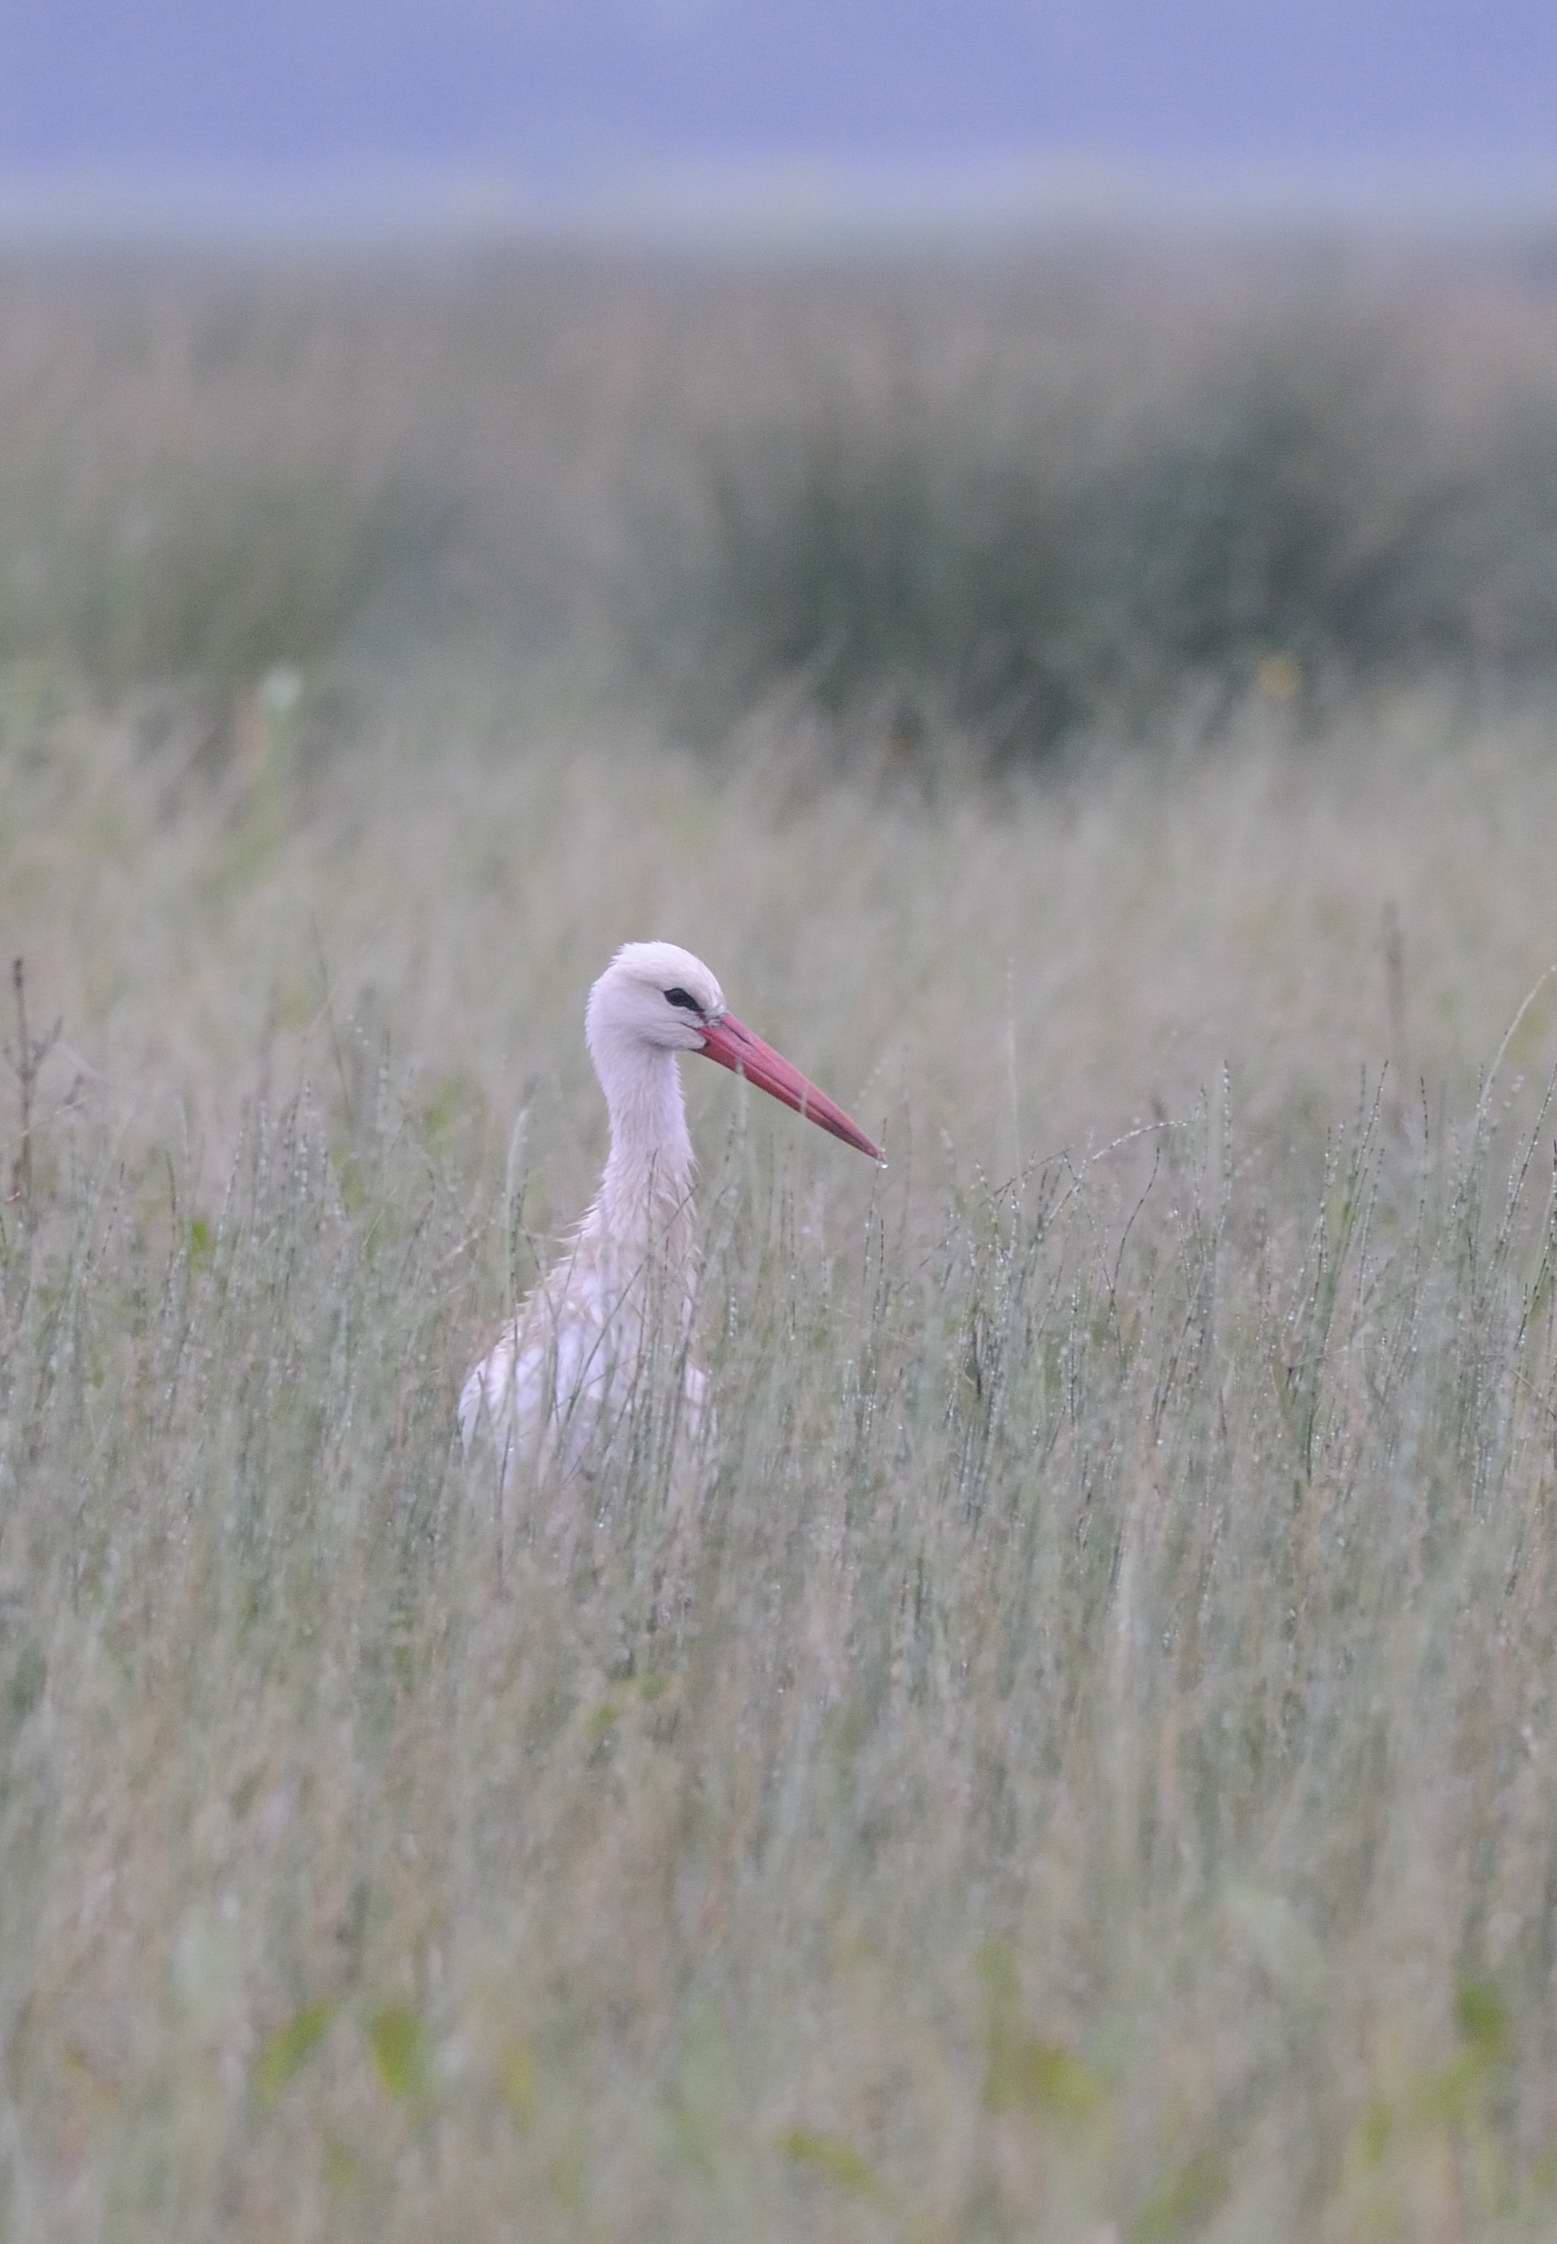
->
[646,313,1557,756]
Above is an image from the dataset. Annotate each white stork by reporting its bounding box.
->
[459,941,881,1497]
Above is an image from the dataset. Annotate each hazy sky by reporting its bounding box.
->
[5,1,1554,190]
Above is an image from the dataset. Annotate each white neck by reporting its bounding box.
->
[586,1038,698,1269]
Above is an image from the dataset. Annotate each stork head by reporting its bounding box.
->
[586,940,882,1161]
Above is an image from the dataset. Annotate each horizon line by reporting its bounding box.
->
[2,152,1555,249]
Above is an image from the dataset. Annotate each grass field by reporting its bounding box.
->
[4,237,1557,759]
[4,672,1557,2238]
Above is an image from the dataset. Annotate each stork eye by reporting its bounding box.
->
[663,987,701,1011]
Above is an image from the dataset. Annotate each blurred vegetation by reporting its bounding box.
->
[648,314,1557,756]
[2,237,1556,761]
[0,456,450,699]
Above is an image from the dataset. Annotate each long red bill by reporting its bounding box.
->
[698,1013,882,1161]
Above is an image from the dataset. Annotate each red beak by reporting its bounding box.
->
[698,1013,882,1161]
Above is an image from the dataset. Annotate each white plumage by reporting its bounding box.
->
[459,940,880,1501]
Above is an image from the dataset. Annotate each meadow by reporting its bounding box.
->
[4,238,1557,2241]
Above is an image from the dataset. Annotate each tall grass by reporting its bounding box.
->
[5,703,1557,2237]
[3,242,1557,758]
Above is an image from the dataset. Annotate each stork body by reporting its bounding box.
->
[459,941,879,1499]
